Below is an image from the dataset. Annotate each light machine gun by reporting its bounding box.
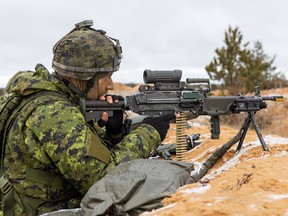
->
[83,70,285,151]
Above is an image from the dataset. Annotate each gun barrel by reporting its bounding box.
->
[262,96,285,102]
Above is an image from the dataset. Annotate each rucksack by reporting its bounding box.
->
[0,93,23,162]
[0,90,70,216]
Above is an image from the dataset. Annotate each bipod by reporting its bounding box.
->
[236,111,269,152]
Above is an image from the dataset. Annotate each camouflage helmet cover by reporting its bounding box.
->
[52,20,122,80]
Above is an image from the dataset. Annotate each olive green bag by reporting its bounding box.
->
[81,159,194,216]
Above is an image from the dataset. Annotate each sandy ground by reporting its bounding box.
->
[111,84,288,216]
[143,125,288,216]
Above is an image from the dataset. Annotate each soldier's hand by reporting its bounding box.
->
[97,112,108,127]
[99,94,123,104]
[100,95,129,145]
[106,110,124,135]
[97,94,124,129]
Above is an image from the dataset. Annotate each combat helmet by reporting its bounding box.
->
[52,20,122,81]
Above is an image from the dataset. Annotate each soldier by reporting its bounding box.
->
[0,20,174,215]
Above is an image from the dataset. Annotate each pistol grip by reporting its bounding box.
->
[210,115,220,139]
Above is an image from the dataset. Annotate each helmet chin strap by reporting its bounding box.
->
[84,73,98,97]
[53,72,84,97]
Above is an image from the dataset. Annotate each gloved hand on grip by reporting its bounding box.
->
[97,94,131,146]
[106,109,124,137]
[142,114,176,141]
[97,112,109,128]
[105,110,132,146]
[97,94,123,128]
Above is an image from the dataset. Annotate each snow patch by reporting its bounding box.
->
[205,135,288,179]
[181,183,211,194]
[141,203,176,215]
[267,193,288,201]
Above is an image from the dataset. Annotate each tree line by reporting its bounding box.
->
[205,26,287,95]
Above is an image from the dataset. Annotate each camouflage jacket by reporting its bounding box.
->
[2,64,161,215]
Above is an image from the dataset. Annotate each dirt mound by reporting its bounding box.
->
[143,125,288,216]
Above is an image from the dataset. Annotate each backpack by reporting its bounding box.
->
[0,93,23,162]
[0,90,70,216]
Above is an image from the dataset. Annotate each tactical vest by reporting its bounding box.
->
[0,90,73,215]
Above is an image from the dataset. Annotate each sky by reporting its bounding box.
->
[0,0,287,87]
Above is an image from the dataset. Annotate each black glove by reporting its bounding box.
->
[142,114,175,141]
[97,94,124,129]
[106,109,124,137]
[103,95,132,145]
[97,118,107,128]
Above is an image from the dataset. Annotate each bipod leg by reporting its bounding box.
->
[250,112,269,151]
[236,113,252,152]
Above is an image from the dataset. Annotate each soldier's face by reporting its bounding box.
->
[87,73,114,100]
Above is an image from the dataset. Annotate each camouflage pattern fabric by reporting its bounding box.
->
[52,25,120,80]
[2,64,161,215]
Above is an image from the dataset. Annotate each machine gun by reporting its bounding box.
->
[83,70,285,151]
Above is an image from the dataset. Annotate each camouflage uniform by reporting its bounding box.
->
[3,65,161,215]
